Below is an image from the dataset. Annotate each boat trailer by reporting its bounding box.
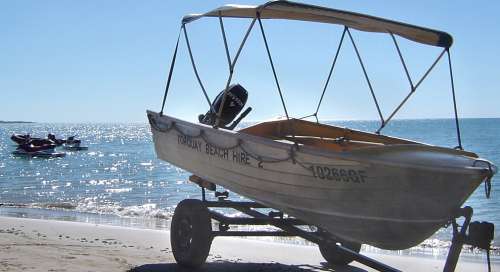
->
[169,176,495,272]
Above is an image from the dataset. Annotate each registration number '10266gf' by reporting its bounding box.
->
[309,165,367,183]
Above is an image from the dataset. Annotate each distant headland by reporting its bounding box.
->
[0,121,34,124]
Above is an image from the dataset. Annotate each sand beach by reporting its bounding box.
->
[0,216,495,272]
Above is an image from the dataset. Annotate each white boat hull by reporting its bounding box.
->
[148,111,491,250]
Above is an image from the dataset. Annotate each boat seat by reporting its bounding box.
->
[282,135,383,152]
[240,118,389,152]
[240,118,415,144]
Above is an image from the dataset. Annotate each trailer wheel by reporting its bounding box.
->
[319,239,361,266]
[171,199,212,268]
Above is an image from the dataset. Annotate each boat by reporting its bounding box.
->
[146,0,497,268]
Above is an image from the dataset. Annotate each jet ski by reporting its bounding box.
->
[62,144,88,151]
[63,136,88,151]
[65,136,81,145]
[28,138,55,146]
[12,143,65,158]
[10,134,31,145]
[12,149,66,158]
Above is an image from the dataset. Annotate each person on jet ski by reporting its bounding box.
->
[66,136,81,146]
[47,133,64,146]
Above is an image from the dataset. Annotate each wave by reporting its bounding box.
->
[0,201,172,220]
[74,201,172,219]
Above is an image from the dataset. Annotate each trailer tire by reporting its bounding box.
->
[171,199,212,268]
[319,239,361,266]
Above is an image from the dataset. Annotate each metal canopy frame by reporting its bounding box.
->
[159,2,463,149]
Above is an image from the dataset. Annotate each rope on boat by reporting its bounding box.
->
[485,176,492,199]
[151,114,497,197]
[487,248,491,272]
[472,159,494,199]
[148,115,312,171]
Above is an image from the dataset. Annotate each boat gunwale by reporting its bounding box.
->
[148,111,487,176]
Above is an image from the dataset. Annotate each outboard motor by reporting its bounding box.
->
[199,84,252,130]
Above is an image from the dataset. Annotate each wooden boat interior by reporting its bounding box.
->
[239,118,477,156]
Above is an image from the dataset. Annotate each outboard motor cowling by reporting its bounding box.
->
[199,84,251,130]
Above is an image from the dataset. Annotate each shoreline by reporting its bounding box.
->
[0,216,496,272]
[1,205,498,256]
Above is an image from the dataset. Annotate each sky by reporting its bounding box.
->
[1,0,499,123]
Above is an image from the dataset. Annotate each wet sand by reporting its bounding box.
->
[0,216,495,272]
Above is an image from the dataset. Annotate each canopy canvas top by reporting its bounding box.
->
[182,0,453,48]
[160,0,463,149]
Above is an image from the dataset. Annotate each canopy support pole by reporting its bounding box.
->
[183,24,215,114]
[215,16,257,128]
[219,14,232,72]
[347,28,384,130]
[447,48,462,150]
[390,33,414,89]
[375,33,415,132]
[297,113,317,120]
[257,14,290,120]
[414,48,446,90]
[376,47,447,133]
[314,26,347,122]
[159,27,182,116]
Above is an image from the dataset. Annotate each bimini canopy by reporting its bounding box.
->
[182,0,452,48]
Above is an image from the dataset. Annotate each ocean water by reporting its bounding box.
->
[0,118,499,255]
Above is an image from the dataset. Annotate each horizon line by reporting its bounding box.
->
[3,116,500,124]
